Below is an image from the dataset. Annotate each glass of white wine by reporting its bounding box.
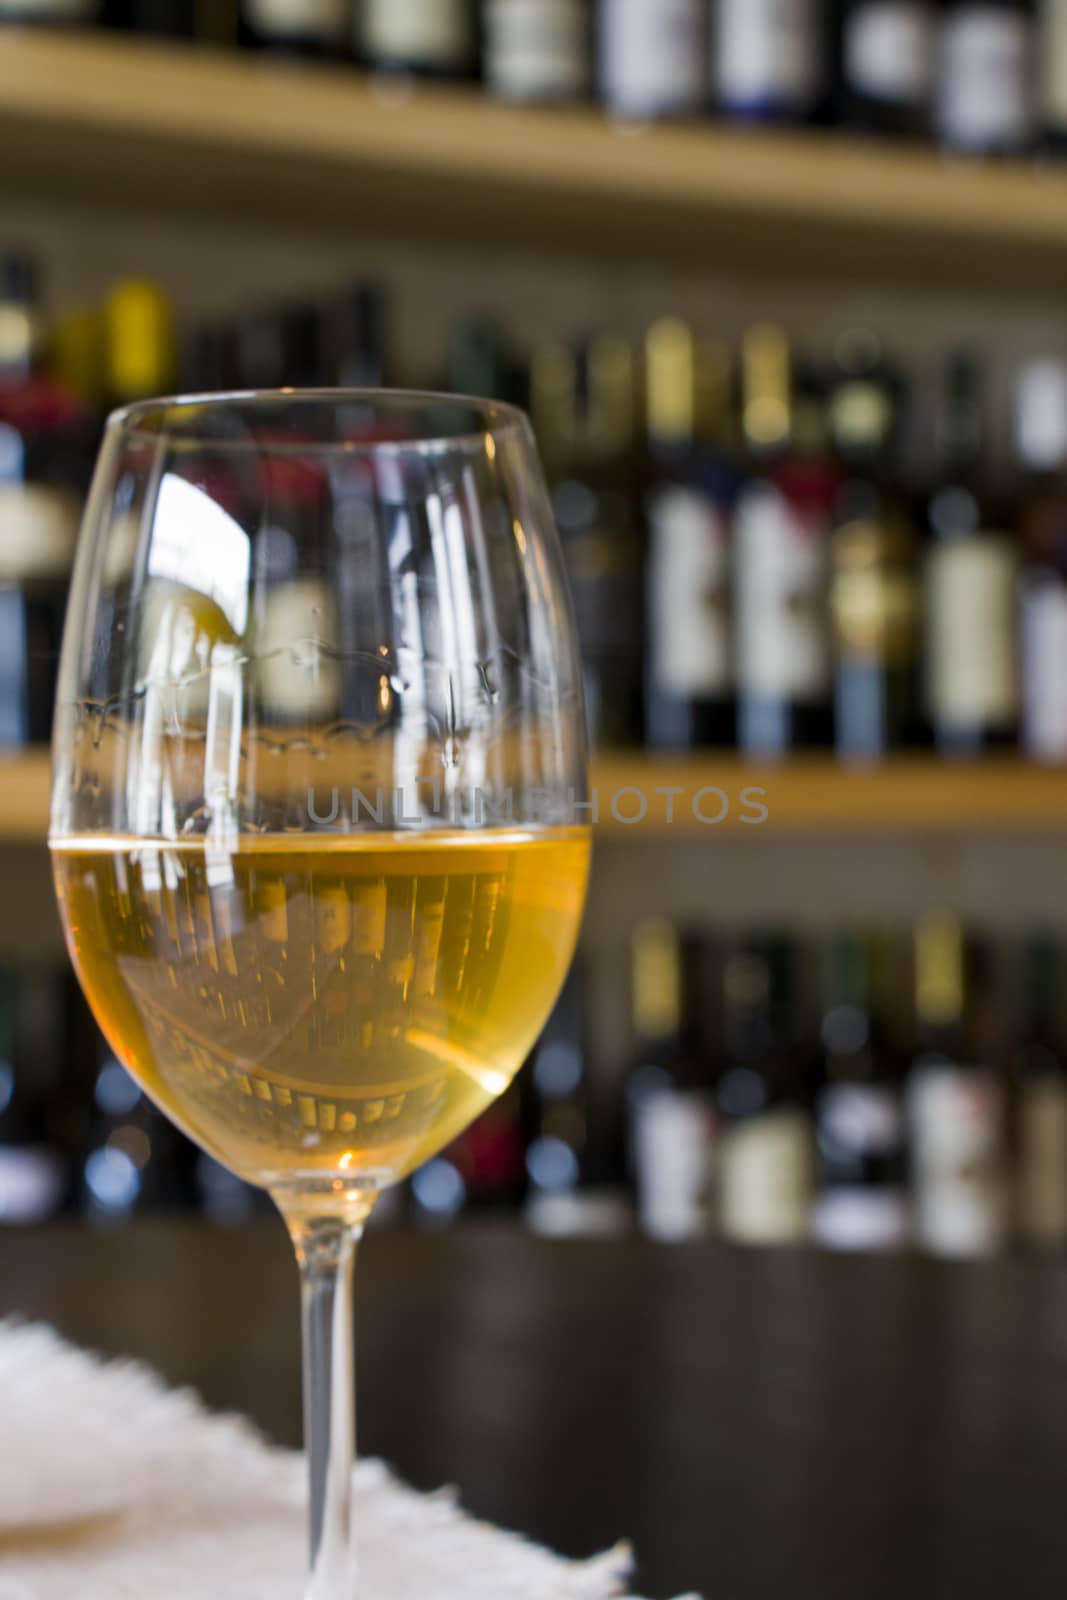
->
[49,391,590,1597]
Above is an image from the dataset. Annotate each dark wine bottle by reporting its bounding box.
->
[923,352,1019,756]
[645,318,738,751]
[735,325,837,759]
[0,1,99,25]
[0,966,66,1225]
[1016,359,1067,764]
[1015,933,1067,1247]
[1039,0,1067,151]
[828,330,920,762]
[240,0,348,58]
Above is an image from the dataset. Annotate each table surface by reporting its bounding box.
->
[2,1220,1067,1599]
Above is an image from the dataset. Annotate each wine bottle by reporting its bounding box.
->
[0,249,40,385]
[626,920,715,1240]
[240,0,348,57]
[0,966,66,1225]
[1016,359,1067,764]
[924,352,1019,756]
[937,0,1036,156]
[1039,0,1067,150]
[837,0,937,137]
[484,0,591,104]
[908,913,1006,1258]
[331,282,386,388]
[104,278,177,406]
[735,325,837,759]
[828,330,920,762]
[359,0,477,78]
[644,318,738,751]
[597,0,708,119]
[1016,934,1067,1247]
[717,936,817,1246]
[0,1,98,24]
[715,0,827,124]
[446,316,510,400]
[812,932,910,1251]
[531,335,644,748]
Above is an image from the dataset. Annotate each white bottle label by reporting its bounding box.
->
[649,486,732,698]
[846,2,935,103]
[925,538,1017,726]
[938,8,1034,150]
[0,482,79,583]
[1042,0,1067,128]
[634,1090,715,1242]
[599,0,709,117]
[485,0,590,100]
[735,480,830,700]
[1022,572,1067,763]
[362,0,473,69]
[1019,1076,1067,1245]
[716,0,825,110]
[909,1063,1005,1257]
[719,1108,815,1245]
[245,0,348,40]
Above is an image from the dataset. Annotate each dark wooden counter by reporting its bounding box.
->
[3,1221,1067,1598]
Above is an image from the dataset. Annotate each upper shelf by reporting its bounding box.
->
[5,751,1065,844]
[2,30,1067,289]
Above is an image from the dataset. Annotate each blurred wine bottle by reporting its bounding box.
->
[330,283,386,388]
[837,0,936,137]
[532,335,644,748]
[735,325,836,759]
[524,966,628,1237]
[715,0,828,125]
[240,0,348,58]
[1015,934,1067,1248]
[359,0,477,78]
[937,0,1036,155]
[0,967,66,1225]
[812,931,910,1251]
[0,1,99,23]
[597,0,709,119]
[908,913,1007,1258]
[626,920,715,1241]
[1039,0,1067,150]
[644,319,738,752]
[924,351,1018,756]
[828,329,919,762]
[108,0,239,42]
[105,277,177,405]
[717,936,816,1246]
[483,0,591,104]
[1016,359,1067,764]
[446,315,511,400]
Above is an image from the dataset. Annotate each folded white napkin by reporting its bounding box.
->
[0,1320,659,1600]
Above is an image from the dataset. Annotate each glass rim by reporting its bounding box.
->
[107,386,532,454]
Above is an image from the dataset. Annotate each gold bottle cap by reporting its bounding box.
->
[916,912,964,1028]
[105,279,176,404]
[646,317,695,450]
[741,324,791,453]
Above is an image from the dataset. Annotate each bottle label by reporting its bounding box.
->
[832,524,917,663]
[485,0,590,100]
[634,1090,715,1241]
[925,538,1017,726]
[716,0,825,111]
[1019,1076,1067,1244]
[1022,572,1067,762]
[649,486,732,698]
[362,0,473,68]
[0,483,79,583]
[1042,0,1067,128]
[909,1063,1005,1257]
[812,1189,911,1251]
[245,0,349,39]
[719,1108,815,1245]
[735,480,830,699]
[938,9,1034,150]
[600,0,708,117]
[845,2,934,104]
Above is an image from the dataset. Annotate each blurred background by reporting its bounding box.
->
[2,0,1067,1261]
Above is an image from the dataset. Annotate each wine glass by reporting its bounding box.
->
[48,390,590,1597]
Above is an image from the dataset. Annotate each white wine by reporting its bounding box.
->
[52,829,589,1191]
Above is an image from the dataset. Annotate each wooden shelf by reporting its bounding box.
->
[2,30,1067,287]
[4,751,1065,843]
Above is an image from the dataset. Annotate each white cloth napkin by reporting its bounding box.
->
[0,1320,664,1600]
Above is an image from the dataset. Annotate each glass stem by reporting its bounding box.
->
[286,1210,363,1600]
